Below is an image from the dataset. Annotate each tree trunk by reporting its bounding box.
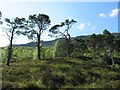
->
[37,34,41,60]
[66,41,70,57]
[66,34,71,57]
[7,29,14,66]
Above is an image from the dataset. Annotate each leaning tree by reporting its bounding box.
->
[23,14,51,60]
[2,17,26,66]
[49,19,76,57]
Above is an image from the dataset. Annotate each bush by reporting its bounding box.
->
[53,40,67,58]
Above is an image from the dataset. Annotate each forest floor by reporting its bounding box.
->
[2,57,120,89]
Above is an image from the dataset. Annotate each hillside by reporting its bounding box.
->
[2,58,120,88]
[13,32,120,47]
[2,32,120,89]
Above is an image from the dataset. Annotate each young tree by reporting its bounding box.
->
[103,29,115,65]
[49,19,76,57]
[53,39,67,58]
[72,38,87,57]
[2,17,26,66]
[95,34,105,57]
[88,33,98,59]
[24,14,51,60]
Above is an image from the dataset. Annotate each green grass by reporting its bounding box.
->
[2,58,120,89]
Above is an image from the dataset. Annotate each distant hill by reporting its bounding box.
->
[111,32,120,37]
[13,38,64,47]
[13,32,120,47]
[13,40,56,47]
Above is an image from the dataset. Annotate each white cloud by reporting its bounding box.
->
[78,22,96,31]
[99,13,106,18]
[109,8,119,17]
[99,8,119,18]
[78,23,85,30]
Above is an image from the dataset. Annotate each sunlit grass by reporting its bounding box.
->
[2,58,120,89]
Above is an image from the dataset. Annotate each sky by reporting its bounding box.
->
[0,1,119,47]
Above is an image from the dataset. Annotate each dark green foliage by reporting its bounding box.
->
[102,55,120,65]
[103,29,115,55]
[88,33,99,59]
[114,35,120,57]
[72,38,87,57]
[41,69,65,88]
[102,54,112,65]
[25,83,40,89]
[102,29,115,66]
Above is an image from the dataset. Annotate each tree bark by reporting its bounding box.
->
[66,40,70,57]
[66,34,71,57]
[7,28,14,66]
[37,34,41,60]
